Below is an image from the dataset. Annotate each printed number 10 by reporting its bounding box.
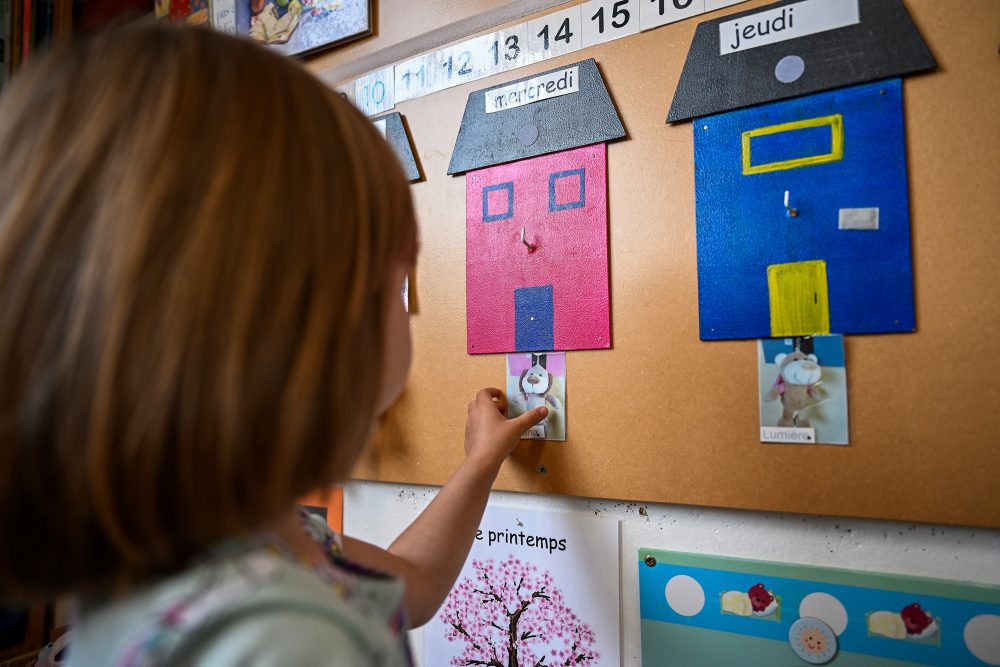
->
[651,0,693,14]
[591,0,631,33]
[537,17,574,50]
[363,81,385,105]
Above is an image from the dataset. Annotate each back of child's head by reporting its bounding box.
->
[0,21,415,600]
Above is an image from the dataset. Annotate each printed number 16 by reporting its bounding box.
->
[591,0,631,33]
[651,0,693,14]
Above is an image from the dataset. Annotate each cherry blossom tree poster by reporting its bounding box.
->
[424,505,620,667]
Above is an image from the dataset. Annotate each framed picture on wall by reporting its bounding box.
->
[236,0,371,57]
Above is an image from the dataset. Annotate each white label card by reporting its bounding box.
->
[394,25,530,103]
[210,0,237,34]
[640,0,705,32]
[582,0,641,48]
[394,53,433,103]
[527,5,584,59]
[354,66,394,116]
[485,65,580,113]
[373,118,387,138]
[760,426,818,444]
[719,0,860,56]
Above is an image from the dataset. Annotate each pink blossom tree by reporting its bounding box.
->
[439,555,598,667]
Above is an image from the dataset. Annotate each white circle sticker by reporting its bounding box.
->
[775,55,806,83]
[965,614,1000,665]
[799,592,848,636]
[664,575,705,617]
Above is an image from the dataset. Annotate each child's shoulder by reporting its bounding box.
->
[69,535,411,667]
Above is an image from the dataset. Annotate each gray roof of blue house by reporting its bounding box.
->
[667,0,936,123]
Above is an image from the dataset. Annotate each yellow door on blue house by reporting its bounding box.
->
[767,260,830,337]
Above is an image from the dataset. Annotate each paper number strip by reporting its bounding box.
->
[337,0,752,114]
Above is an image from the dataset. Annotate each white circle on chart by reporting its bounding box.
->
[775,55,806,83]
[665,575,705,617]
[965,614,1000,665]
[799,592,848,636]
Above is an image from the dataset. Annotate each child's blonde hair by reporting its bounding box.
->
[0,21,415,599]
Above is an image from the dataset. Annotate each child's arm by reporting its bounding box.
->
[342,388,547,627]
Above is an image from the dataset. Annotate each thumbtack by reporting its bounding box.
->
[644,555,657,567]
[521,227,537,252]
[784,190,798,218]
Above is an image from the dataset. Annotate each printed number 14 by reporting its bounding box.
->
[537,17,574,50]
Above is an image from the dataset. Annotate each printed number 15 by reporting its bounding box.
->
[591,0,631,33]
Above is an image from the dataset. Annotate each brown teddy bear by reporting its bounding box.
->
[765,351,823,427]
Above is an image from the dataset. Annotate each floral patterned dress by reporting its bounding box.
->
[67,511,413,667]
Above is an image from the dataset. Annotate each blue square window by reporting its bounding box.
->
[482,182,514,222]
[548,168,586,212]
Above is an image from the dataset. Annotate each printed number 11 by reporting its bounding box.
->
[537,17,574,50]
[591,0,631,34]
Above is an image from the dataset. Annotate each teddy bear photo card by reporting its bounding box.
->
[757,334,848,445]
[506,352,566,441]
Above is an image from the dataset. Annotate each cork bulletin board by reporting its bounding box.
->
[308,1,1000,529]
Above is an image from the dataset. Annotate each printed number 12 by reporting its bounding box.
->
[442,51,472,78]
[537,17,574,50]
[592,0,631,33]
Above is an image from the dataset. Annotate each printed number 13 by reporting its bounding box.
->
[490,35,521,66]
[591,0,631,33]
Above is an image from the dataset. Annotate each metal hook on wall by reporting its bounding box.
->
[520,227,537,252]
[784,190,798,218]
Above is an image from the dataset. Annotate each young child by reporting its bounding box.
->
[0,22,547,666]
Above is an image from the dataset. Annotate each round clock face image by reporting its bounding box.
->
[789,617,838,664]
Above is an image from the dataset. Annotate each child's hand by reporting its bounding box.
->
[464,387,547,472]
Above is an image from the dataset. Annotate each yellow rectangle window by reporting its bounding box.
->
[742,114,844,176]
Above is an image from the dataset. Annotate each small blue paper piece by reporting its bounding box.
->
[514,285,554,352]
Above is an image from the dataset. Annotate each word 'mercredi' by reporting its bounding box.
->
[485,66,579,114]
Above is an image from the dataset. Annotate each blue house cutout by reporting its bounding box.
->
[668,0,935,340]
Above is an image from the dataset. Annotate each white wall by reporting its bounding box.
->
[344,480,1000,666]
